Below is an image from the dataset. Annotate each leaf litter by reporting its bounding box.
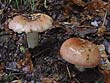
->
[0,0,110,83]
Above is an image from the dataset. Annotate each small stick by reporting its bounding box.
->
[66,64,71,79]
[102,9,107,26]
[74,78,80,83]
[5,67,21,72]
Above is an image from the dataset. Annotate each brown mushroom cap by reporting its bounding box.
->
[9,13,53,33]
[60,38,101,68]
[9,15,28,33]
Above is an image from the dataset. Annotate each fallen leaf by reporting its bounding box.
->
[97,9,105,17]
[41,77,59,83]
[85,0,105,10]
[17,60,23,69]
[17,50,33,73]
[97,26,106,36]
[70,16,80,26]
[71,0,85,6]
[99,69,110,83]
[41,78,53,83]
[40,74,60,83]
[105,2,110,10]
[0,63,4,75]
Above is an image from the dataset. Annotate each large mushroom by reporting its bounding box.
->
[60,38,101,71]
[9,13,53,48]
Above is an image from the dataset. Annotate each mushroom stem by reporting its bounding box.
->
[75,65,85,72]
[26,32,39,48]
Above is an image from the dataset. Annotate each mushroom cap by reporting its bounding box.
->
[9,13,53,33]
[9,15,28,33]
[60,38,101,68]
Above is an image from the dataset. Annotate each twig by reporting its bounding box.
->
[74,78,80,83]
[5,67,21,72]
[66,64,71,79]
[102,9,107,26]
[44,0,48,8]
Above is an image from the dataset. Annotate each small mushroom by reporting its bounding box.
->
[60,38,101,71]
[9,13,53,48]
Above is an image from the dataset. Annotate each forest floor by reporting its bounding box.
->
[0,0,110,83]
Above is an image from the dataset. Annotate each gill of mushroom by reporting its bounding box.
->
[8,13,53,48]
[60,38,101,72]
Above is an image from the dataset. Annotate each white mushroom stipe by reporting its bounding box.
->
[27,32,38,48]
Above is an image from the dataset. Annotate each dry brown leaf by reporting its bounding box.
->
[53,21,61,28]
[0,63,5,78]
[105,2,110,10]
[17,60,23,69]
[41,78,54,83]
[17,51,33,73]
[70,16,80,26]
[0,63,4,72]
[71,0,85,6]
[86,15,93,20]
[85,0,105,10]
[95,9,105,17]
[64,5,72,15]
[40,74,60,83]
[41,77,59,83]
[100,69,110,83]
[97,26,106,36]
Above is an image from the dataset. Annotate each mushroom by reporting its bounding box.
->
[60,38,101,71]
[9,13,53,48]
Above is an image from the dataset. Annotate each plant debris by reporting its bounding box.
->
[0,0,110,83]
